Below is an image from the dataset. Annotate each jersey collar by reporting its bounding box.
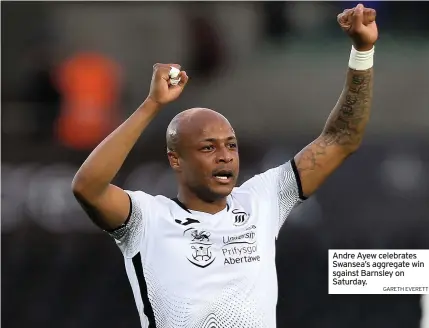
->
[171,197,231,217]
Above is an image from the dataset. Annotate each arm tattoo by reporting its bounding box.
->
[296,68,373,177]
[323,68,373,148]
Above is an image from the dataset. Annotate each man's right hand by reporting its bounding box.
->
[148,63,189,105]
[73,63,188,232]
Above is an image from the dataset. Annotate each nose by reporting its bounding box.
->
[216,147,233,164]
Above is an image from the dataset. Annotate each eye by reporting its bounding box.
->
[228,143,237,149]
[201,145,214,151]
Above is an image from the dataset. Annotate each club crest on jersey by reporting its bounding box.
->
[231,209,250,226]
[183,228,216,268]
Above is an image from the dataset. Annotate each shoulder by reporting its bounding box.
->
[126,190,189,220]
[233,160,306,205]
[126,190,170,211]
[237,160,301,194]
[235,162,291,195]
[109,191,180,257]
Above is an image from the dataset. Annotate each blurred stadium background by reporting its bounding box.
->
[2,1,429,328]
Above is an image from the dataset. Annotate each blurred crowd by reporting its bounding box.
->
[2,1,429,153]
[2,2,429,328]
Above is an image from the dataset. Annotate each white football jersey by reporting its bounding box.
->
[109,159,305,328]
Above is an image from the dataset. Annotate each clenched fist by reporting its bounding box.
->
[337,3,378,51]
[148,63,189,105]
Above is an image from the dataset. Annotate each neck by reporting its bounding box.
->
[177,187,227,215]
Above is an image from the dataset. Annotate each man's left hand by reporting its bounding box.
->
[337,3,378,51]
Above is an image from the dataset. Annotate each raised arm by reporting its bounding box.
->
[72,64,188,231]
[294,4,378,198]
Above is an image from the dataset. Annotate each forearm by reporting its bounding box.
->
[321,66,373,152]
[72,98,162,197]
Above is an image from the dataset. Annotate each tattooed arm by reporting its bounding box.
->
[291,4,378,198]
[294,67,373,197]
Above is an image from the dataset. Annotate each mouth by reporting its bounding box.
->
[212,170,234,184]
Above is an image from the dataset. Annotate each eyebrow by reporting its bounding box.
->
[201,136,237,143]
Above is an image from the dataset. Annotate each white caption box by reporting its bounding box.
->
[329,249,429,294]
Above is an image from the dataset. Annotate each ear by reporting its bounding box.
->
[167,150,181,171]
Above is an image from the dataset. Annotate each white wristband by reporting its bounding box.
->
[348,46,374,71]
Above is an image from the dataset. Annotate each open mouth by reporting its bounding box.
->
[212,170,234,183]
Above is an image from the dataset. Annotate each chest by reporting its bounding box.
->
[143,207,276,291]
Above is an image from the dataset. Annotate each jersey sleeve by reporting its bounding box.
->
[106,190,155,258]
[240,159,307,237]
